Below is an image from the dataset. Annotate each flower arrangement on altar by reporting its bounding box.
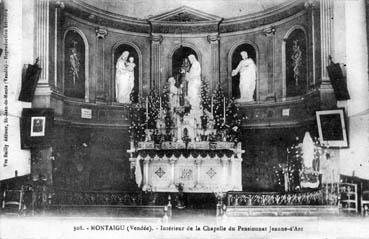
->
[128,82,244,147]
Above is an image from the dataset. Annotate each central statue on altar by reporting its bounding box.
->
[185,54,201,111]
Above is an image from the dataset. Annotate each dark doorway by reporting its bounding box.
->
[231,44,257,99]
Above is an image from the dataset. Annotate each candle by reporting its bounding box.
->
[223,97,226,123]
[159,97,162,116]
[211,96,213,115]
[146,97,149,120]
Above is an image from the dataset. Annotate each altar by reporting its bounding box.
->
[128,141,243,193]
[127,53,244,193]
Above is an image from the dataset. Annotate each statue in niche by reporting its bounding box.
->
[185,54,201,110]
[69,41,80,85]
[291,40,302,86]
[231,51,256,102]
[115,51,135,103]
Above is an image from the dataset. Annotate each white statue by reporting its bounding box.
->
[302,131,314,169]
[168,77,178,111]
[69,42,80,85]
[115,51,135,103]
[186,54,201,110]
[231,51,256,102]
[127,56,136,85]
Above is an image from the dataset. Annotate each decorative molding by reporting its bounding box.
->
[151,34,163,44]
[304,0,318,9]
[220,1,306,33]
[95,27,108,39]
[150,23,219,34]
[239,90,320,128]
[64,12,151,37]
[262,26,276,36]
[207,34,220,44]
[148,6,222,22]
[63,1,150,34]
[55,1,65,9]
[148,6,222,34]
[63,0,307,36]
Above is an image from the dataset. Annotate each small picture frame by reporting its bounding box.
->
[30,116,46,137]
[316,108,348,148]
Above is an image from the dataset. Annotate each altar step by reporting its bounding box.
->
[225,205,339,217]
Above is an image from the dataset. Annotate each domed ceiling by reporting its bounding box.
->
[78,0,295,19]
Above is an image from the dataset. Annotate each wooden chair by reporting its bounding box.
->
[1,188,24,214]
[361,190,369,216]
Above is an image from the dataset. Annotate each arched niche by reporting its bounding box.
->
[171,46,198,78]
[283,27,307,97]
[168,42,202,77]
[112,43,141,103]
[63,29,88,100]
[229,43,258,100]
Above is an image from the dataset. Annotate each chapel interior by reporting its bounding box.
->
[1,0,369,217]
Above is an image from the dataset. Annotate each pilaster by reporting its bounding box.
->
[151,34,163,90]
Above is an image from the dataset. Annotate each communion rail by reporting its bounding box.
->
[225,185,340,216]
[2,188,172,219]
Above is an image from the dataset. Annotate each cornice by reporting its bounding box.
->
[220,0,306,33]
[63,0,150,34]
[62,0,307,35]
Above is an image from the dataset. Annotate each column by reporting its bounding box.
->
[344,0,369,116]
[54,2,64,91]
[305,1,317,87]
[262,26,276,98]
[194,158,202,188]
[220,158,229,187]
[339,0,369,180]
[319,0,335,108]
[151,35,163,90]
[142,158,151,191]
[34,0,51,95]
[168,158,177,189]
[95,27,108,101]
[207,34,220,91]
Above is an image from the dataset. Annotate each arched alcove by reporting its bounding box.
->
[284,28,307,97]
[231,44,257,100]
[63,30,86,99]
[172,46,198,78]
[113,44,140,103]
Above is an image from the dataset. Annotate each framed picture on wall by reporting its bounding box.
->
[30,116,46,137]
[21,108,54,149]
[316,108,348,148]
